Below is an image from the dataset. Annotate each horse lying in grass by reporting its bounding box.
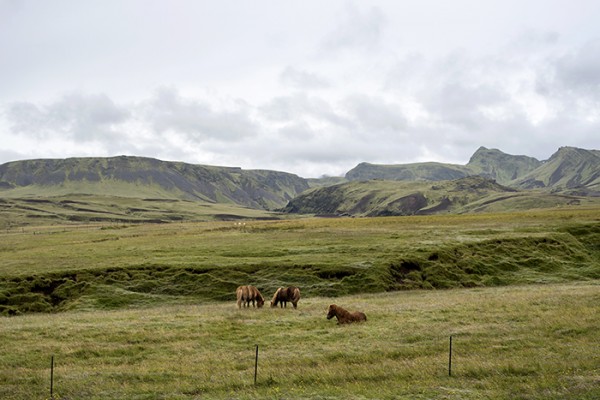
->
[326,304,367,324]
[270,286,301,309]
[236,285,265,309]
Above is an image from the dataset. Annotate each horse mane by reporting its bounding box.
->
[330,304,351,318]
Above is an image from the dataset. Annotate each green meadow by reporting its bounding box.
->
[1,284,598,399]
[0,206,599,398]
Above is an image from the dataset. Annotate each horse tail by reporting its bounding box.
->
[255,287,265,307]
[270,287,282,307]
[243,286,251,303]
[291,287,301,308]
[236,286,245,308]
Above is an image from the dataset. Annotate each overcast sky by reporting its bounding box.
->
[1,0,599,177]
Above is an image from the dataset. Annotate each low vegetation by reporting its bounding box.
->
[0,207,598,315]
[1,283,598,399]
[1,202,598,398]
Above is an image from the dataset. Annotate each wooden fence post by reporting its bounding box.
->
[50,355,55,399]
[254,345,259,385]
[448,336,453,377]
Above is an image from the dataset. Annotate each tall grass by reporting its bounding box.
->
[0,283,598,399]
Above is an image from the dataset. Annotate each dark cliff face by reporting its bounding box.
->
[0,156,310,210]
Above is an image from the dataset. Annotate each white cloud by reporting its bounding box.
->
[1,1,599,177]
[140,87,257,142]
[279,66,330,90]
[319,3,385,54]
[6,93,129,141]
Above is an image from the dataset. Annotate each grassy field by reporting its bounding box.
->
[0,282,598,399]
[0,206,599,398]
[0,195,279,227]
[0,207,599,315]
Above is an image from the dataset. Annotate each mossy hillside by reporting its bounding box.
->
[282,176,600,216]
[0,156,310,210]
[1,208,598,315]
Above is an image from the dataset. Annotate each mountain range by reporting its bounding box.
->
[0,146,598,221]
[345,146,600,192]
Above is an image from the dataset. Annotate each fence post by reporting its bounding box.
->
[50,355,54,399]
[448,336,453,377]
[254,345,259,385]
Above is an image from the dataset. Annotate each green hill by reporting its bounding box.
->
[345,161,472,182]
[513,147,600,193]
[345,146,542,185]
[282,176,599,217]
[0,147,597,224]
[344,146,599,194]
[0,156,309,210]
[467,146,542,183]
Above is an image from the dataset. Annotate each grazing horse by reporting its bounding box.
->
[326,304,367,324]
[236,285,265,309]
[270,286,301,309]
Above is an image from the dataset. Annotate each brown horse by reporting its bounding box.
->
[270,286,301,309]
[326,304,367,324]
[236,285,265,309]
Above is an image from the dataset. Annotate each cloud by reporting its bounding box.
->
[319,3,385,54]
[1,18,600,178]
[554,39,600,94]
[7,93,129,142]
[279,66,330,90]
[259,93,347,127]
[342,94,409,136]
[141,87,257,142]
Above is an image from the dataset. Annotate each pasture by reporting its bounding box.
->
[0,283,598,399]
[1,207,599,315]
[0,206,599,398]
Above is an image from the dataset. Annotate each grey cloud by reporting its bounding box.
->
[260,93,350,128]
[6,102,47,137]
[320,4,385,53]
[555,39,600,93]
[143,87,256,142]
[425,82,510,131]
[342,94,409,136]
[7,93,129,141]
[279,66,330,89]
